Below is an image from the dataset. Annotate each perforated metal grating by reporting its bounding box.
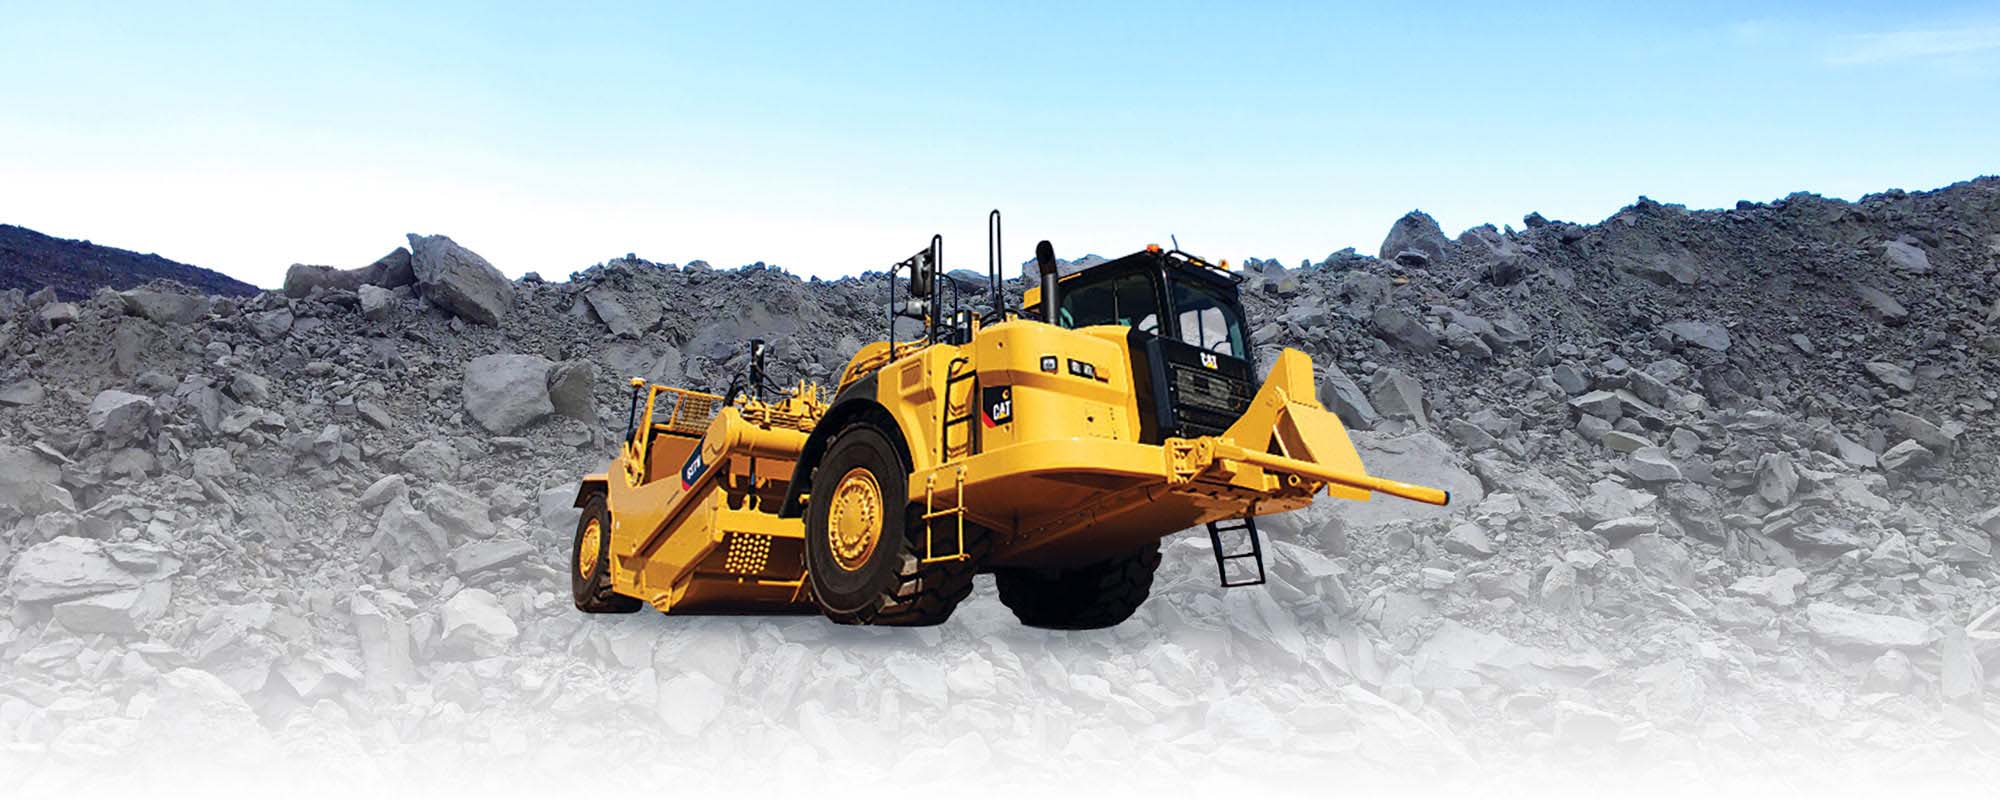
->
[721,532,772,575]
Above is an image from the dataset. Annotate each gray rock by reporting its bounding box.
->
[441,588,518,658]
[585,288,642,338]
[547,360,597,425]
[1540,562,1580,612]
[1864,533,1914,575]
[358,474,408,510]
[120,289,210,325]
[34,301,80,330]
[1446,418,1498,452]
[1370,307,1438,354]
[1575,414,1613,443]
[1550,364,1590,395]
[53,582,170,635]
[1317,364,1380,431]
[1624,369,1672,407]
[245,308,294,342]
[399,438,462,483]
[1878,439,1934,473]
[229,370,273,405]
[1864,650,1914,693]
[313,424,343,463]
[462,354,554,435]
[0,444,67,516]
[1622,532,1694,587]
[1442,522,1495,558]
[1600,430,1651,453]
[1579,479,1655,524]
[1368,368,1428,427]
[1881,239,1930,273]
[1864,361,1915,392]
[87,390,155,442]
[1940,627,1984,703]
[1755,452,1799,505]
[1805,602,1936,651]
[1976,506,2000,538]
[350,591,414,691]
[425,484,494,540]
[1591,516,1658,542]
[1855,284,1908,324]
[9,536,140,603]
[1568,390,1621,422]
[1344,432,1485,529]
[1378,210,1449,266]
[190,447,235,479]
[408,233,515,325]
[1884,410,1957,455]
[0,377,46,406]
[357,284,396,321]
[1661,320,1730,351]
[1728,568,1805,607]
[448,538,537,576]
[1624,446,1683,483]
[284,249,415,298]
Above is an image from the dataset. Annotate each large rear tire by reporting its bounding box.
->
[805,423,985,626]
[573,493,642,614]
[994,543,1162,630]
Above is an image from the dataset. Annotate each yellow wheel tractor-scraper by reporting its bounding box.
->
[572,212,1449,628]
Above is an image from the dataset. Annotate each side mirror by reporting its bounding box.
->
[909,255,934,299]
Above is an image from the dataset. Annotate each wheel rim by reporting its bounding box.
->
[578,517,604,579]
[827,466,883,572]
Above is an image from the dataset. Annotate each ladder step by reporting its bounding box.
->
[1206,517,1266,588]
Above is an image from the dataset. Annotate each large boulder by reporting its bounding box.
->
[120,289,210,325]
[408,234,514,325]
[8,536,141,603]
[442,588,519,658]
[283,247,417,298]
[1368,367,1428,427]
[1317,364,1380,431]
[88,390,155,442]
[53,582,171,635]
[462,354,554,434]
[1370,307,1438,354]
[0,444,69,517]
[547,360,597,424]
[1378,210,1449,267]
[1806,603,1936,652]
[1339,431,1484,529]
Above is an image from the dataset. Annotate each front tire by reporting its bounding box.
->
[804,423,984,626]
[573,493,641,614]
[994,543,1162,629]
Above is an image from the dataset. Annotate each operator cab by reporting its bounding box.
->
[1024,248,1256,443]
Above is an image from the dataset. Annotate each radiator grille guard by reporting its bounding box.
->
[1170,363,1253,437]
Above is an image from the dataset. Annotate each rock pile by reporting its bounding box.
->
[2,179,1999,790]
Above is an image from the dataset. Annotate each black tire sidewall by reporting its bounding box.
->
[805,425,908,615]
[573,494,608,603]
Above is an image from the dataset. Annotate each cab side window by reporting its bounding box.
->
[1171,280,1246,358]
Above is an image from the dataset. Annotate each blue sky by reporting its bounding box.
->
[3,1,1997,286]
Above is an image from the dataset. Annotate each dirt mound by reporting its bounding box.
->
[0,224,260,301]
[2,180,1998,791]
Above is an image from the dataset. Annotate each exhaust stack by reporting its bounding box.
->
[1035,240,1059,324]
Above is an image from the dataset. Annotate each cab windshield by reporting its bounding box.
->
[1057,271,1160,334]
[1171,279,1246,359]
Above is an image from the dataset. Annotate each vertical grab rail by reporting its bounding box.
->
[987,209,1005,322]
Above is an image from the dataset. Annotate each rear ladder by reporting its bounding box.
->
[1206,517,1267,587]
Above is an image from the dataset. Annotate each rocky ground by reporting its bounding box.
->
[3,180,2000,795]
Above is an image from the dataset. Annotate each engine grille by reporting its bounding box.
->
[1170,364,1253,437]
